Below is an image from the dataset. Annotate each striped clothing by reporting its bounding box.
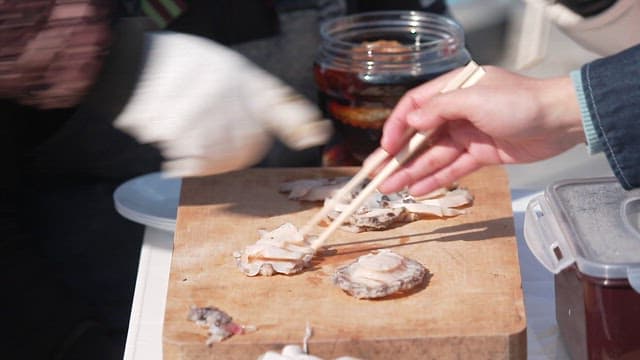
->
[141,0,187,28]
[120,0,187,28]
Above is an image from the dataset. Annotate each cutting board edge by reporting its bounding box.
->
[163,327,527,360]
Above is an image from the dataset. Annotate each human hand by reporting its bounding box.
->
[375,66,585,195]
[115,32,332,177]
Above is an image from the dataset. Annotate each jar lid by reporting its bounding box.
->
[524,177,640,292]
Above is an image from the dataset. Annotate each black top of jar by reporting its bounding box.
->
[317,10,470,76]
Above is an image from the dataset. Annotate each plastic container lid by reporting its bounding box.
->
[524,177,640,293]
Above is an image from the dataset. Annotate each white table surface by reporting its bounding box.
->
[123,189,571,360]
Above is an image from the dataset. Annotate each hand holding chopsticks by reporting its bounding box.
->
[304,61,486,251]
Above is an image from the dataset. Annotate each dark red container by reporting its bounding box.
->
[524,177,640,360]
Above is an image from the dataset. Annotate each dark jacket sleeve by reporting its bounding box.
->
[0,0,113,109]
[580,44,640,189]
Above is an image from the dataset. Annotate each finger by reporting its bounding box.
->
[381,66,470,153]
[378,134,463,194]
[408,152,482,196]
[405,88,484,133]
[379,95,417,154]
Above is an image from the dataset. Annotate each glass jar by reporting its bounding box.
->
[314,10,471,164]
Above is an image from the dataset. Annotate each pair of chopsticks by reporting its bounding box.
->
[303,61,486,251]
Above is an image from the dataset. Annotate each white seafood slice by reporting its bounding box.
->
[333,250,427,299]
[234,222,315,276]
[399,203,465,217]
[259,345,324,360]
[413,183,458,200]
[426,188,474,208]
[259,345,362,360]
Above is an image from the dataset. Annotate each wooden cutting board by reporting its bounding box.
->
[163,166,526,359]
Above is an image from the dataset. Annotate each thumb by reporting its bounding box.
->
[242,67,333,150]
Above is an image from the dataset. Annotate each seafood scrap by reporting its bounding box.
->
[187,305,254,346]
[280,177,473,232]
[234,222,315,276]
[333,250,427,299]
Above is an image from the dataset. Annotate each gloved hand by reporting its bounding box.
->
[115,31,332,177]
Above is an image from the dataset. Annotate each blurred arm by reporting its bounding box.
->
[0,0,112,109]
[114,31,332,177]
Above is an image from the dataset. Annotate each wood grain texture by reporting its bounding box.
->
[164,166,526,360]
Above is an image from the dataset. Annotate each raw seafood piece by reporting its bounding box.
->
[259,345,323,360]
[258,345,361,360]
[280,177,473,232]
[331,207,409,233]
[333,250,427,299]
[187,305,252,346]
[258,323,362,360]
[325,187,472,232]
[234,222,315,276]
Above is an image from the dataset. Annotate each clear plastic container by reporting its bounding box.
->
[524,177,640,359]
[314,11,471,163]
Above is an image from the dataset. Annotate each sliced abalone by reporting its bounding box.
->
[234,222,315,276]
[281,177,473,232]
[333,250,427,299]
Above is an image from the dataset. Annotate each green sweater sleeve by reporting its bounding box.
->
[570,69,603,155]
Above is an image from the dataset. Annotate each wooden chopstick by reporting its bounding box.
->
[307,61,486,251]
[299,147,389,235]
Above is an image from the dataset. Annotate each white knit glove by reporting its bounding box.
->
[115,31,332,177]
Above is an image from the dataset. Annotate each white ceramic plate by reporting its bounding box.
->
[113,172,181,232]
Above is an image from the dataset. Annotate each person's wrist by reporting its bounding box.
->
[569,69,603,154]
[535,76,586,146]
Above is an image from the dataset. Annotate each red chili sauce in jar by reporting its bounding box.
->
[555,265,640,359]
